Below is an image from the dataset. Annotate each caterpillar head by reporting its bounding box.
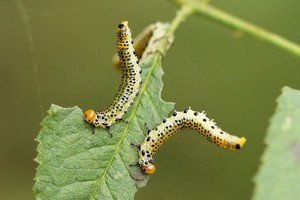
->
[141,164,156,175]
[117,21,130,39]
[139,156,156,174]
[84,109,96,124]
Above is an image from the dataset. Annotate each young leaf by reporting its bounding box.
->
[33,23,174,199]
[253,86,300,200]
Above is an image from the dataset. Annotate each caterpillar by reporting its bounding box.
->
[113,22,174,68]
[139,107,247,174]
[84,21,142,129]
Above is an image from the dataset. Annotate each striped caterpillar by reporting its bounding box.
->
[84,21,142,129]
[139,107,247,174]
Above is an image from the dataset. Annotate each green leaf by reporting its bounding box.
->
[33,24,174,200]
[253,87,300,200]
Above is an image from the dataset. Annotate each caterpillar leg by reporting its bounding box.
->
[144,122,151,132]
[91,126,112,137]
[129,162,139,167]
[130,143,141,150]
[105,126,113,138]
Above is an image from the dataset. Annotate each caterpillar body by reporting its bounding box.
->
[113,23,153,68]
[84,21,142,129]
[139,108,247,174]
[113,22,174,68]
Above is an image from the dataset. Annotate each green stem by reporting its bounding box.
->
[168,3,195,36]
[158,3,195,53]
[170,0,300,58]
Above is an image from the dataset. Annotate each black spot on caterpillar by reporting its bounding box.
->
[84,21,142,129]
[139,108,246,174]
[113,22,174,68]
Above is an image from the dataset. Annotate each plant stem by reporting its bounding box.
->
[158,3,195,53]
[167,3,195,36]
[169,0,300,58]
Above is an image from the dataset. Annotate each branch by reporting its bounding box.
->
[169,0,300,58]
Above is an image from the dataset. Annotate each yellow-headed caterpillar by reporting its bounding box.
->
[139,107,246,174]
[113,22,174,68]
[84,21,142,129]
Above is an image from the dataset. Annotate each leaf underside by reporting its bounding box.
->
[253,86,300,200]
[33,24,174,199]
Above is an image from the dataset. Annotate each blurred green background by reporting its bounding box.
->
[1,0,300,199]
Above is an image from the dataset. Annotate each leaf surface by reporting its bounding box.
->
[253,86,300,200]
[33,23,174,200]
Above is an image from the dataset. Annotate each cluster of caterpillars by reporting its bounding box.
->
[83,21,246,175]
[84,21,142,129]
